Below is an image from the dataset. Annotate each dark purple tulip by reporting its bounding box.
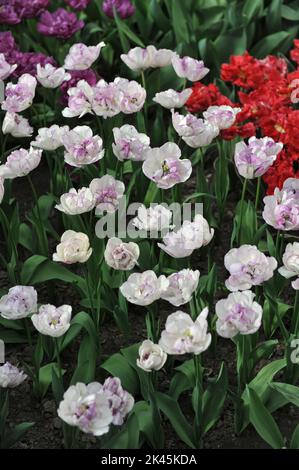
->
[14,0,50,19]
[102,0,135,19]
[11,52,56,78]
[37,8,84,39]
[0,32,19,56]
[60,69,98,105]
[64,0,91,11]
[0,1,20,25]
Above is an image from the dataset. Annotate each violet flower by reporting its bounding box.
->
[102,0,135,19]
[64,0,91,10]
[37,8,84,39]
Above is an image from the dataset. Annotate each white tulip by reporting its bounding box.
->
[0,286,37,320]
[53,230,92,264]
[104,237,139,271]
[137,340,167,372]
[120,270,168,306]
[55,187,95,215]
[159,308,211,355]
[31,304,72,337]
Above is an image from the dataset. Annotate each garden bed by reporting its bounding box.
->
[1,0,299,452]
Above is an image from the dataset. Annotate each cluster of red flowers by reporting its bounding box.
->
[186,45,299,194]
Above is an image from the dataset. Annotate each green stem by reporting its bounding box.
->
[193,354,203,448]
[54,339,63,381]
[255,176,261,212]
[0,207,19,283]
[238,178,248,245]
[27,174,48,256]
[292,290,299,335]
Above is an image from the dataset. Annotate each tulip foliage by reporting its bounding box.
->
[0,0,299,451]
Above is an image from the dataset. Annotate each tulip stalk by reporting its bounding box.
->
[0,389,8,446]
[292,290,299,335]
[237,178,248,245]
[193,354,203,448]
[255,176,261,212]
[26,174,48,257]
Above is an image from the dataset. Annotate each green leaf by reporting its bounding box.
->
[266,0,282,33]
[0,329,26,343]
[214,27,247,61]
[242,0,264,23]
[21,255,85,292]
[201,363,228,434]
[249,340,278,367]
[281,5,299,21]
[246,387,284,449]
[114,11,145,49]
[270,383,299,408]
[171,0,189,44]
[133,401,156,447]
[155,392,196,448]
[251,31,290,57]
[101,353,139,396]
[290,423,299,449]
[51,367,64,404]
[2,422,34,449]
[37,363,65,398]
[61,311,98,351]
[240,359,286,432]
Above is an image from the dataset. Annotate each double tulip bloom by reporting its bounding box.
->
[31,125,69,151]
[263,178,299,231]
[2,112,33,138]
[234,136,283,179]
[62,125,105,167]
[142,142,192,189]
[120,270,168,306]
[0,363,27,388]
[31,304,72,338]
[53,231,92,264]
[0,286,37,320]
[158,214,214,258]
[62,77,146,119]
[279,242,299,290]
[64,42,106,70]
[121,45,174,72]
[0,147,42,179]
[55,187,95,215]
[58,377,134,435]
[36,64,71,88]
[104,238,140,271]
[159,309,211,355]
[112,125,150,162]
[224,245,277,291]
[2,73,37,113]
[137,340,167,372]
[132,204,173,232]
[89,175,125,214]
[215,291,263,338]
[153,88,193,109]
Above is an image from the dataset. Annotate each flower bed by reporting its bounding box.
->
[0,0,299,451]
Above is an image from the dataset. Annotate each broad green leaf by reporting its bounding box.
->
[246,387,284,449]
[101,353,139,395]
[155,392,196,448]
[290,423,299,449]
[270,383,299,408]
[251,31,290,57]
[201,363,228,434]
